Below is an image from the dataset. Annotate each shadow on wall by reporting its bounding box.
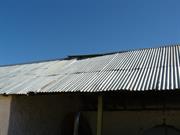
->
[7,95,82,135]
[61,112,92,135]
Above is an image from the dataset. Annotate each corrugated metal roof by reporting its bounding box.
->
[0,45,180,94]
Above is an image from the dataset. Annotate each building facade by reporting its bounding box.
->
[0,45,180,135]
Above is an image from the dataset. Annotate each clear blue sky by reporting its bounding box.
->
[0,0,180,65]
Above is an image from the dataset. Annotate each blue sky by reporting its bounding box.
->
[0,0,180,65]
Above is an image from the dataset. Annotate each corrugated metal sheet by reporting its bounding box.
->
[0,45,180,94]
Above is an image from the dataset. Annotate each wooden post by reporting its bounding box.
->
[97,95,103,135]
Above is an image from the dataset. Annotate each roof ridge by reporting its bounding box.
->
[0,44,179,67]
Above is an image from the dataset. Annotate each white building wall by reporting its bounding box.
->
[7,95,81,135]
[0,96,11,135]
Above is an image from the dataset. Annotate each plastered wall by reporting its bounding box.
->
[0,96,11,135]
[83,110,180,135]
[7,95,81,135]
[2,94,180,135]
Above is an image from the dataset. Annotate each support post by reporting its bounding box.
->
[97,95,103,135]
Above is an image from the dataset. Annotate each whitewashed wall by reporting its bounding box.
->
[0,96,11,135]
